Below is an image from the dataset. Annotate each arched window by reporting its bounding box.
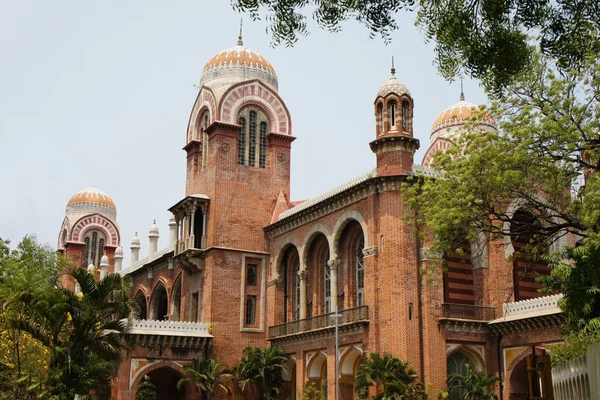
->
[259,121,267,168]
[294,261,301,320]
[171,278,182,321]
[249,110,257,166]
[247,265,257,286]
[447,352,474,400]
[238,117,246,165]
[388,100,397,128]
[237,107,269,168]
[151,285,168,321]
[82,230,106,267]
[377,103,384,135]
[245,296,256,325]
[356,236,365,306]
[202,113,209,168]
[402,101,410,131]
[135,292,148,320]
[324,249,331,314]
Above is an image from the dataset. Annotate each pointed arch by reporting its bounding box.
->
[150,282,169,321]
[332,211,369,258]
[220,80,291,135]
[186,87,217,143]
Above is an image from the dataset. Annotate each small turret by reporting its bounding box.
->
[114,244,124,272]
[149,220,159,256]
[130,232,141,263]
[99,254,109,279]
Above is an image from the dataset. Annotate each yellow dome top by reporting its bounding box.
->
[431,96,496,136]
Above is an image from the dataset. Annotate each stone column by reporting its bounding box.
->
[298,269,307,319]
[200,204,207,248]
[169,216,177,248]
[328,259,341,313]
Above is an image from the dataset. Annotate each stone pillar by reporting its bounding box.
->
[328,259,340,313]
[169,216,177,248]
[200,204,208,249]
[299,269,307,319]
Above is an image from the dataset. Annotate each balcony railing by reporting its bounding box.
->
[268,305,369,339]
[441,303,496,321]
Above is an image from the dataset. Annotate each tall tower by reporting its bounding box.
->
[370,62,419,175]
[57,186,120,291]
[169,32,295,365]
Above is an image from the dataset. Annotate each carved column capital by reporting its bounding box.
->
[297,269,307,280]
[327,259,341,271]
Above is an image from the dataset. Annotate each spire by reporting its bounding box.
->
[460,78,465,101]
[390,56,396,77]
[237,18,243,46]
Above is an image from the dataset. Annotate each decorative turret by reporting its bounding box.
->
[99,253,109,279]
[114,244,124,272]
[370,59,419,176]
[149,220,159,256]
[130,232,141,263]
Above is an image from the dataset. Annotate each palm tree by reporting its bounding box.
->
[14,267,133,398]
[236,346,288,400]
[355,353,428,400]
[177,357,232,399]
[447,364,500,400]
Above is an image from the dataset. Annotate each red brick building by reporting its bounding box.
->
[57,38,564,400]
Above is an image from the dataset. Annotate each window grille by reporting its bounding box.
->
[245,297,256,325]
[324,250,331,314]
[295,261,301,320]
[91,232,98,266]
[83,237,90,267]
[259,121,267,168]
[248,111,257,166]
[238,117,246,165]
[356,236,365,306]
[247,265,257,286]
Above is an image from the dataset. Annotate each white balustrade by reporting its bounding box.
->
[503,294,563,317]
[129,319,211,337]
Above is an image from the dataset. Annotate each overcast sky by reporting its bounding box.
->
[0,1,489,266]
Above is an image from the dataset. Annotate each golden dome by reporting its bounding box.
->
[431,97,496,136]
[200,41,278,91]
[67,186,116,210]
[203,45,276,76]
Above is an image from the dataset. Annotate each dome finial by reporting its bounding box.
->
[460,78,465,101]
[391,56,396,77]
[237,18,243,46]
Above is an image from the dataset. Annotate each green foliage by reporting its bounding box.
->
[355,353,428,400]
[233,0,600,92]
[235,346,288,400]
[539,245,600,330]
[404,52,600,266]
[549,328,600,366]
[297,382,325,400]
[136,377,158,400]
[446,364,500,400]
[178,357,232,399]
[0,236,62,399]
[0,236,134,399]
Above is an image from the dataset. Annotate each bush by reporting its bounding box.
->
[550,328,600,366]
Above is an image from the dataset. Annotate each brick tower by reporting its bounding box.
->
[57,186,121,291]
[169,32,295,366]
[370,61,419,175]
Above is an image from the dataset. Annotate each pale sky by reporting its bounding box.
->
[0,1,489,265]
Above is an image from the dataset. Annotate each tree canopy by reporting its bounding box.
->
[0,236,134,399]
[232,0,600,91]
[405,52,600,257]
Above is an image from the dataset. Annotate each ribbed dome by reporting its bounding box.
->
[66,186,116,221]
[377,73,411,99]
[431,96,497,137]
[199,42,278,91]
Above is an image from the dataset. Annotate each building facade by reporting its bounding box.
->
[57,38,564,400]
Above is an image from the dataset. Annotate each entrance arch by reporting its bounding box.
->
[132,362,197,400]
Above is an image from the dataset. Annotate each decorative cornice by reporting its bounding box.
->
[266,174,410,237]
[439,318,490,334]
[369,135,420,154]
